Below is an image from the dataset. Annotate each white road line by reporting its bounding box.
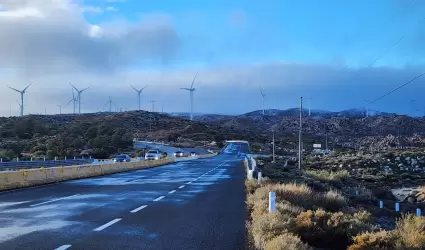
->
[169,190,176,194]
[30,194,81,207]
[186,181,192,184]
[127,178,144,183]
[130,205,148,213]
[55,245,72,250]
[160,171,169,175]
[153,196,165,202]
[178,185,185,189]
[93,218,122,232]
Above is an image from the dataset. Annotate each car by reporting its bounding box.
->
[173,151,184,157]
[145,149,162,160]
[113,154,131,163]
[190,152,196,156]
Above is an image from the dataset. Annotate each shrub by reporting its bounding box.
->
[265,233,312,250]
[305,169,349,181]
[395,214,425,248]
[323,189,347,210]
[246,179,259,195]
[251,210,295,249]
[294,209,376,249]
[348,230,399,250]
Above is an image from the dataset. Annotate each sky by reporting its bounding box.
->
[1,0,425,116]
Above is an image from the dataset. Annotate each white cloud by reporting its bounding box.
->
[0,0,180,77]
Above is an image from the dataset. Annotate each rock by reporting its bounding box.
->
[339,164,343,168]
[395,157,400,161]
[408,197,417,203]
[409,190,420,197]
[406,157,411,161]
[398,163,404,167]
[417,194,425,202]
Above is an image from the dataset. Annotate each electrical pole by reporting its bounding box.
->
[299,97,303,170]
[149,100,156,112]
[308,97,311,117]
[272,130,275,163]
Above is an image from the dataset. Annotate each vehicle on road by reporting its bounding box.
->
[190,152,196,156]
[113,154,131,163]
[145,150,162,160]
[174,151,184,157]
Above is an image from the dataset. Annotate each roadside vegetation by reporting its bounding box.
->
[245,154,425,250]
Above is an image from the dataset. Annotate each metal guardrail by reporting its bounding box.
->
[0,159,94,170]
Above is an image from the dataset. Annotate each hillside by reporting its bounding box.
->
[0,111,237,160]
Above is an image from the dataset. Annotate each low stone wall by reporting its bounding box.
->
[0,158,173,192]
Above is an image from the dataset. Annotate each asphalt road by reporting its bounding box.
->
[0,142,249,250]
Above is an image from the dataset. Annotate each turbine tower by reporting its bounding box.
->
[7,84,31,117]
[148,100,156,112]
[259,85,266,115]
[106,96,116,113]
[66,88,78,114]
[130,85,148,110]
[180,72,198,120]
[364,100,370,117]
[308,97,312,116]
[57,105,62,115]
[70,83,89,115]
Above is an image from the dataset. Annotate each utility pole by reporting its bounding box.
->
[272,130,275,163]
[57,105,62,114]
[299,97,303,170]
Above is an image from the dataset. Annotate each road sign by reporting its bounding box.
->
[313,144,321,148]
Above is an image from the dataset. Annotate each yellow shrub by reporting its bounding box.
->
[348,230,398,250]
[265,233,312,250]
[395,214,425,248]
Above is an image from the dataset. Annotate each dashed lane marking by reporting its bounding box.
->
[153,196,165,202]
[93,218,122,232]
[130,205,148,213]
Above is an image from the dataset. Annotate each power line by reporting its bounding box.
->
[369,71,425,105]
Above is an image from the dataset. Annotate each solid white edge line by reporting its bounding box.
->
[178,185,185,189]
[55,245,72,250]
[30,194,81,207]
[186,182,192,184]
[169,190,176,194]
[93,218,122,232]
[153,196,165,202]
[130,205,148,213]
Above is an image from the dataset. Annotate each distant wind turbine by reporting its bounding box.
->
[130,85,148,110]
[259,85,266,115]
[308,97,312,116]
[70,82,90,115]
[57,105,62,115]
[364,100,370,117]
[7,84,31,116]
[106,96,117,112]
[180,72,198,120]
[65,88,78,114]
[148,100,156,112]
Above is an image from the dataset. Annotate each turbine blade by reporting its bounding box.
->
[180,88,191,91]
[7,86,21,93]
[190,72,198,89]
[142,85,148,91]
[69,82,78,92]
[80,86,90,93]
[23,83,31,92]
[130,85,138,92]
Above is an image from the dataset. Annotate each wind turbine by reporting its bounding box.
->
[180,72,198,120]
[308,97,312,117]
[105,96,117,112]
[65,88,78,114]
[130,85,148,110]
[259,85,266,115]
[364,100,370,117]
[69,82,89,115]
[7,84,31,116]
[148,100,156,112]
[57,105,62,115]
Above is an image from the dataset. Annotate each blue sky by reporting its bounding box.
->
[1,0,425,116]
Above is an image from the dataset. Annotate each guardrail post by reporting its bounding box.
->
[65,156,67,160]
[30,157,33,161]
[417,208,422,217]
[269,192,276,213]
[74,156,76,160]
[89,156,92,159]
[0,158,2,162]
[379,200,383,209]
[16,157,19,162]
[395,203,400,212]
[258,171,262,185]
[54,156,57,160]
[43,155,46,161]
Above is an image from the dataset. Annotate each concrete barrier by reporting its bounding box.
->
[0,157,174,192]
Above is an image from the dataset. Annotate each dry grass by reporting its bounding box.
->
[305,169,350,181]
[348,230,399,250]
[395,214,425,248]
[265,233,312,250]
[420,186,425,193]
[251,209,295,249]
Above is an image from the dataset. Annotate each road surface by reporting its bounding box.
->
[0,142,248,250]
